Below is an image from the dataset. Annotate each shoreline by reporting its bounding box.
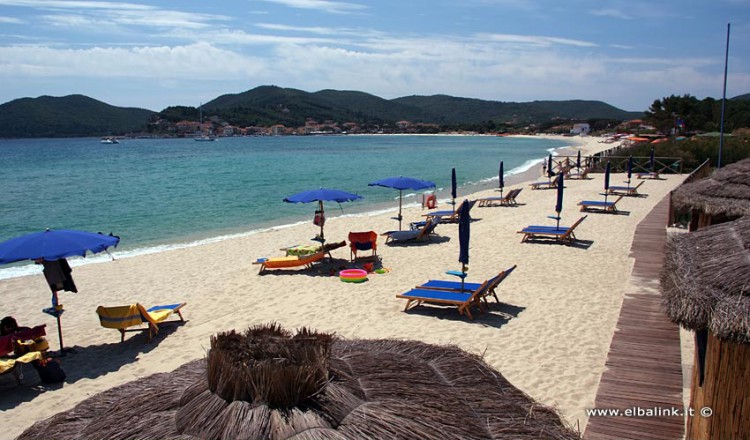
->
[1,134,669,438]
[0,135,596,281]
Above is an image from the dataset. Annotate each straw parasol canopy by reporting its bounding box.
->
[17,323,578,440]
[671,158,750,218]
[661,216,750,344]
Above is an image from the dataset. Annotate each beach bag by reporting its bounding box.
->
[313,210,325,227]
[33,359,66,383]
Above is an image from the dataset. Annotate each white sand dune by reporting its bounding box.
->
[0,135,686,438]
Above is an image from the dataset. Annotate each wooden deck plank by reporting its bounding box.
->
[584,195,685,440]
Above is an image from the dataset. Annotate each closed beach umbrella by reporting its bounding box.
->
[368,176,436,230]
[627,155,633,186]
[283,188,363,243]
[0,229,120,352]
[576,150,581,171]
[451,168,457,207]
[547,154,555,180]
[498,161,505,196]
[604,161,611,202]
[458,200,471,290]
[649,146,655,172]
[554,172,564,229]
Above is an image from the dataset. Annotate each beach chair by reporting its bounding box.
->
[396,280,490,320]
[96,303,186,342]
[0,351,45,385]
[381,217,440,244]
[422,199,477,223]
[517,215,587,244]
[567,168,590,180]
[607,181,644,196]
[417,265,517,305]
[529,174,561,190]
[254,241,346,274]
[577,195,624,213]
[348,231,377,261]
[478,188,522,207]
[637,171,660,180]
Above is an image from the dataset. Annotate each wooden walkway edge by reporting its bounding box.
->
[584,195,685,440]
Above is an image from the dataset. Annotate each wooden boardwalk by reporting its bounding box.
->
[585,195,685,440]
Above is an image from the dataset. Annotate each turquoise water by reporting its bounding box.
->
[0,135,568,278]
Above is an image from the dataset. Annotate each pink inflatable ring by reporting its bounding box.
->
[339,268,368,283]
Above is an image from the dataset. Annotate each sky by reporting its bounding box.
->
[0,0,748,112]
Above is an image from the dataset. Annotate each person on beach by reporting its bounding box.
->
[1,316,28,336]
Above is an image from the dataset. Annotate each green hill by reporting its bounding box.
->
[732,93,750,101]
[203,86,641,127]
[0,95,154,138]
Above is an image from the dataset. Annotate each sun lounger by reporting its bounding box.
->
[417,265,517,304]
[396,280,490,320]
[254,241,345,273]
[577,195,624,213]
[381,217,440,244]
[637,171,660,179]
[517,215,587,244]
[348,231,377,261]
[96,303,186,342]
[567,168,590,179]
[477,188,522,207]
[529,174,561,190]
[607,181,644,196]
[422,200,477,223]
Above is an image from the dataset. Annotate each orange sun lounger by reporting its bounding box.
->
[254,250,326,274]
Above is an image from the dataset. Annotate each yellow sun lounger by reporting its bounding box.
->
[96,303,186,342]
[253,250,327,274]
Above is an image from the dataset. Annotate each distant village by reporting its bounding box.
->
[143,115,656,139]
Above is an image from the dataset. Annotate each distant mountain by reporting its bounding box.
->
[0,95,154,138]
[732,93,750,101]
[0,87,644,138]
[203,86,641,127]
[392,95,642,124]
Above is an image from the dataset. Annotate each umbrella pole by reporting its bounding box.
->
[319,201,325,243]
[398,190,403,230]
[53,290,65,353]
[461,263,466,291]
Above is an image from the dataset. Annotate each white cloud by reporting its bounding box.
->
[476,33,597,48]
[590,8,632,20]
[0,16,24,23]
[260,0,367,14]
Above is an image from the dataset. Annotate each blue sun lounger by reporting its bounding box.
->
[607,181,644,196]
[577,195,624,213]
[396,280,490,320]
[417,265,517,304]
[517,216,587,244]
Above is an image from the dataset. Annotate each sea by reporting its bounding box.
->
[0,135,571,279]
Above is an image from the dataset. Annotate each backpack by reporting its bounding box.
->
[33,359,66,383]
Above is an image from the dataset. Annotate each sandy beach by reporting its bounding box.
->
[0,135,687,438]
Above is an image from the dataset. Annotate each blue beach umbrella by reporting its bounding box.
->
[0,229,120,265]
[576,150,582,171]
[0,228,120,352]
[283,188,363,243]
[457,200,471,290]
[369,176,436,230]
[604,161,611,203]
[451,168,457,207]
[554,172,564,229]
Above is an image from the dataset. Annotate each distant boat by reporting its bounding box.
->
[194,134,216,142]
[194,102,216,141]
[100,137,119,144]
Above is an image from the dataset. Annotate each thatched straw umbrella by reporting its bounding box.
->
[17,323,578,440]
[671,158,750,230]
[661,216,750,439]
